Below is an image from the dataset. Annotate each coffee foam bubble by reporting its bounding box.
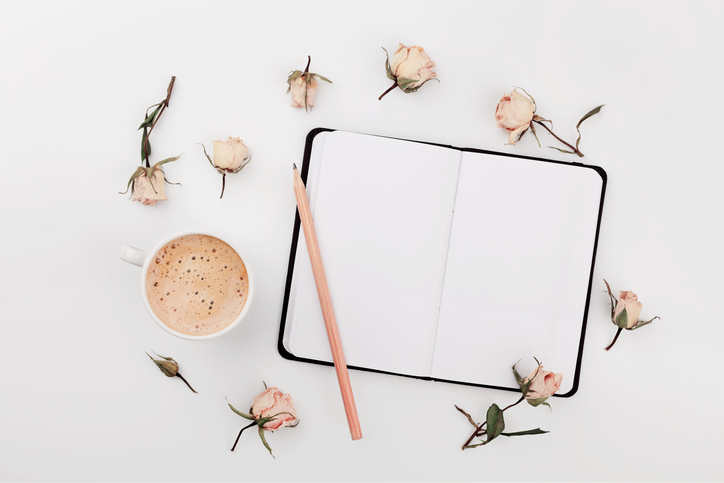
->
[145,234,249,336]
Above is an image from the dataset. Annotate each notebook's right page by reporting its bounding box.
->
[430,152,605,394]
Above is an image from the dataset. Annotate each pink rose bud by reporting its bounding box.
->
[603,280,659,350]
[512,361,562,408]
[199,138,251,199]
[389,43,437,90]
[380,43,438,100]
[495,89,535,145]
[131,168,167,206]
[613,291,643,329]
[251,387,299,431]
[228,385,299,457]
[523,365,562,400]
[213,137,251,172]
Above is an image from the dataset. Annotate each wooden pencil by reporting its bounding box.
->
[292,163,363,441]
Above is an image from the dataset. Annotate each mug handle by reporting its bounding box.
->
[120,245,148,267]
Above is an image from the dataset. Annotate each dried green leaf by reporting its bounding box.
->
[575,104,604,150]
[549,146,576,155]
[315,74,332,84]
[455,405,478,429]
[501,428,549,437]
[152,154,183,168]
[526,396,551,408]
[529,122,541,147]
[615,306,629,329]
[119,166,146,195]
[399,77,439,94]
[577,105,604,129]
[631,316,659,330]
[286,70,303,92]
[382,47,395,81]
[485,404,505,443]
[141,127,151,160]
[198,143,214,167]
[229,152,252,174]
[138,105,161,130]
[465,441,485,449]
[258,425,274,458]
[512,360,525,387]
[396,77,416,90]
[227,399,254,420]
[151,351,174,361]
[604,279,618,320]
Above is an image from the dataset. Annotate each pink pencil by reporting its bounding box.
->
[292,163,362,441]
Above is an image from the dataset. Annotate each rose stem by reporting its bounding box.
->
[532,119,584,157]
[605,327,623,351]
[462,395,525,449]
[219,173,226,199]
[231,422,257,451]
[175,373,197,393]
[142,76,176,167]
[303,55,311,75]
[378,81,398,101]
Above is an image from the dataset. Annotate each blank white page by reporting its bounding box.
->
[286,131,461,377]
[430,152,604,394]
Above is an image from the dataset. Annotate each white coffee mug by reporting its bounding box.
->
[120,230,254,340]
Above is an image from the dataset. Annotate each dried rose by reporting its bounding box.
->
[287,56,332,111]
[146,351,196,393]
[199,138,251,199]
[120,155,182,206]
[290,75,317,109]
[614,291,643,329]
[227,384,299,457]
[513,360,562,407]
[604,279,659,351]
[251,387,299,430]
[495,89,535,145]
[120,77,181,205]
[379,43,438,100]
[132,169,166,206]
[494,87,603,157]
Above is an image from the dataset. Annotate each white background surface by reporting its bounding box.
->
[1,1,722,481]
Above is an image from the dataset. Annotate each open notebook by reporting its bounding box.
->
[279,129,606,396]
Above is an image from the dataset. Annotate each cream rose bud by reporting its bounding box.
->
[290,75,318,109]
[390,43,437,89]
[131,169,167,206]
[613,291,643,329]
[495,90,535,144]
[213,137,250,172]
[522,365,562,403]
[251,387,298,431]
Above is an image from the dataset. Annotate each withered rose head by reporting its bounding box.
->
[213,137,251,172]
[251,387,299,431]
[131,168,167,206]
[522,365,562,402]
[286,56,332,111]
[389,43,437,90]
[380,43,438,100]
[199,139,251,199]
[495,89,535,145]
[290,75,318,109]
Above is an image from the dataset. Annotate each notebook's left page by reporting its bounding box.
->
[283,131,461,377]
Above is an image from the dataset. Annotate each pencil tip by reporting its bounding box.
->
[293,163,297,170]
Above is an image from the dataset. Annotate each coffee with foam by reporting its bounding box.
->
[145,234,249,336]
